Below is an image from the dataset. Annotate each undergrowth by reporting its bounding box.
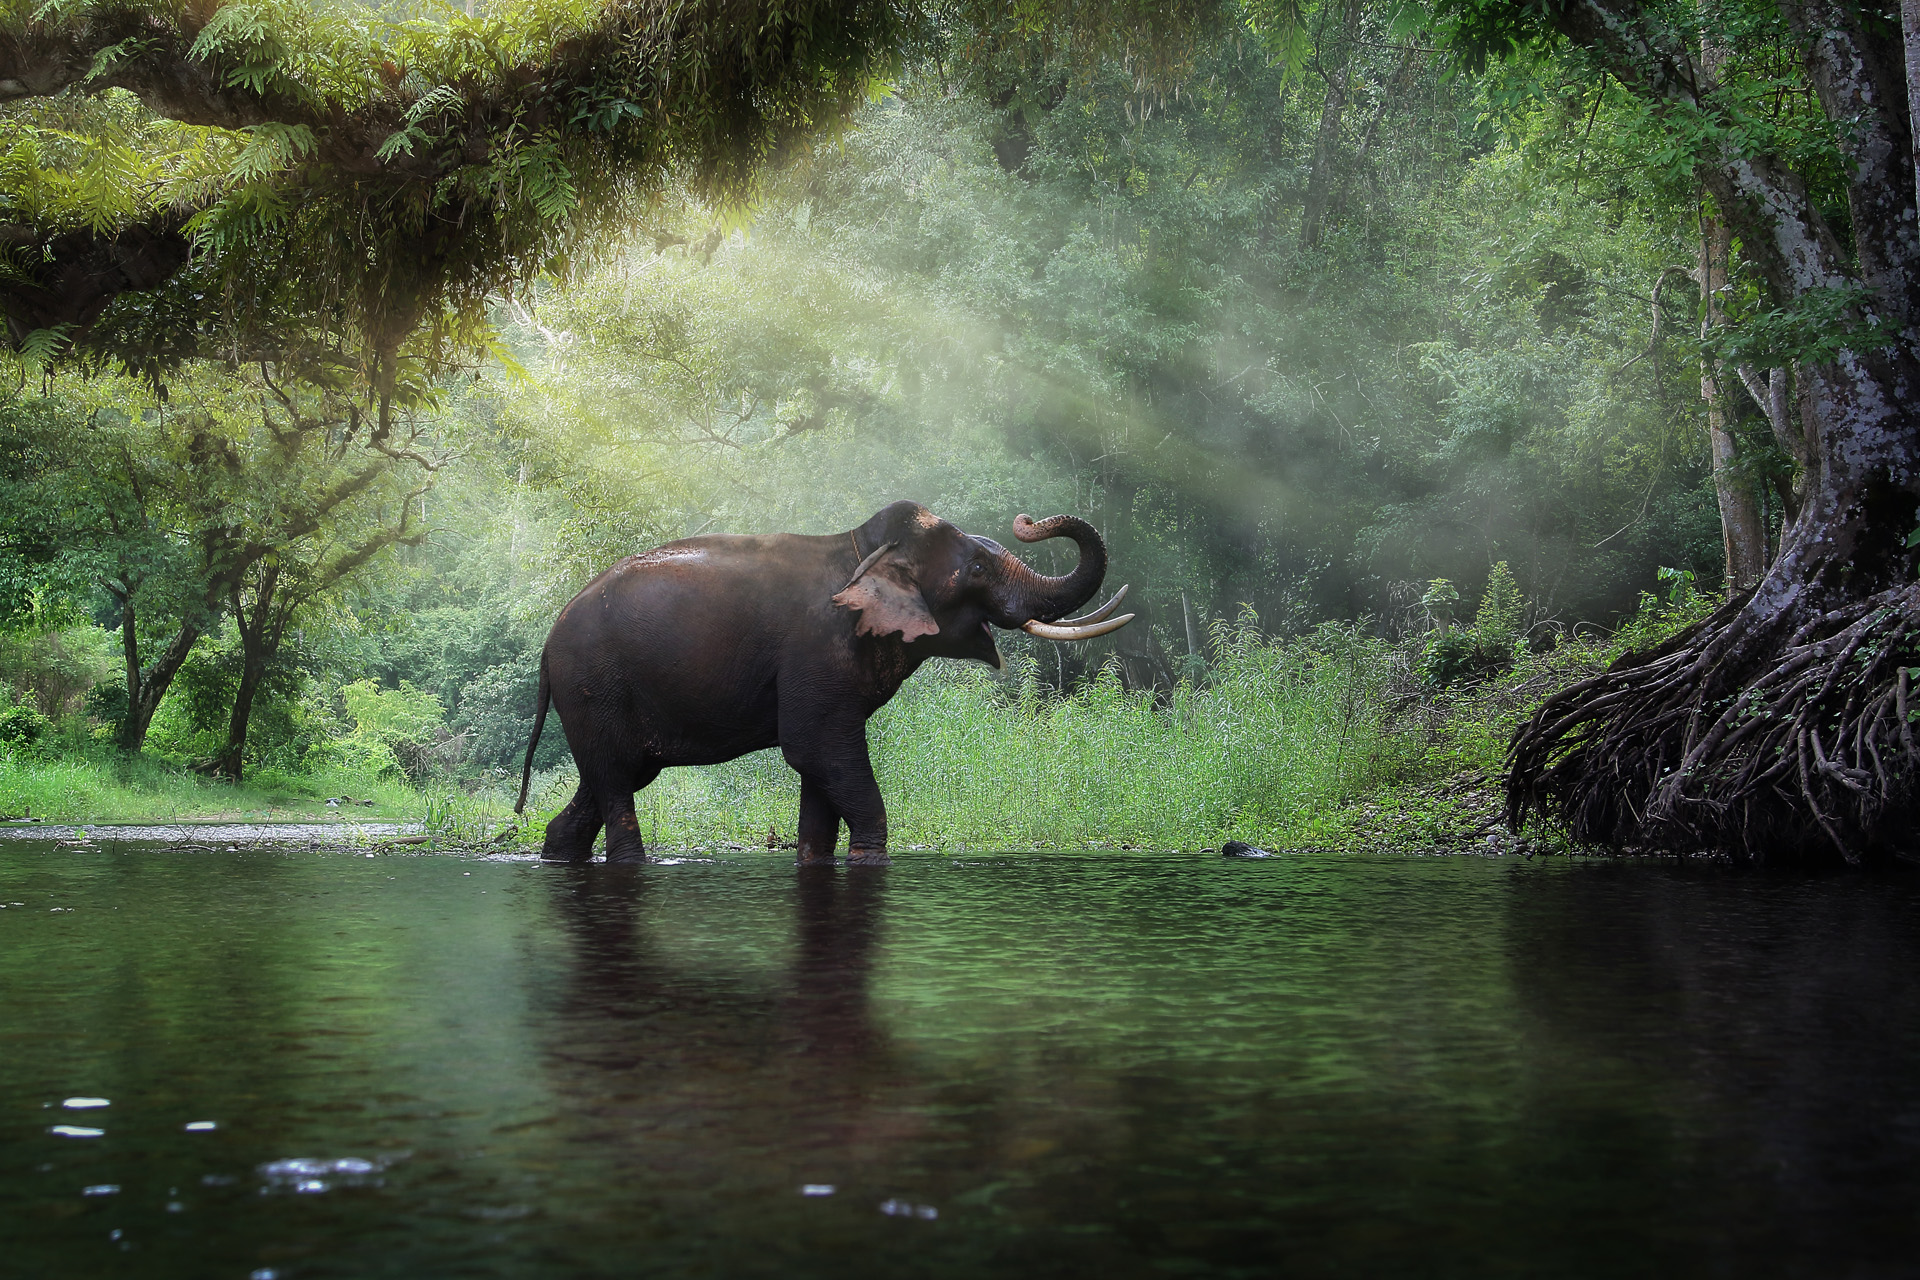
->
[8,590,1717,850]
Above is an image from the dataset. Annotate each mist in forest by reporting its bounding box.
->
[488,46,1721,681]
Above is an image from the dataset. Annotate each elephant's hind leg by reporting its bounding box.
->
[542,782,604,862]
[601,767,660,865]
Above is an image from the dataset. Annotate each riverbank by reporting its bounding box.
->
[0,766,1552,858]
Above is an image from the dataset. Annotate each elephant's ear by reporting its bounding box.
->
[832,548,938,642]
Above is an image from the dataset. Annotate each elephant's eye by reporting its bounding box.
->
[970,561,984,575]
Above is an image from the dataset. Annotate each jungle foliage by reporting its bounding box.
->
[0,0,1903,861]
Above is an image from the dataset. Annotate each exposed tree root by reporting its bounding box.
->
[1506,583,1920,863]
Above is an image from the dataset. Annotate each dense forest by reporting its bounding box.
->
[0,0,1911,860]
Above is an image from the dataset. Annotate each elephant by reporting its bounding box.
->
[514,500,1133,866]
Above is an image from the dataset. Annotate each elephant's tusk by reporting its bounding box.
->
[1056,584,1129,627]
[1023,613,1135,642]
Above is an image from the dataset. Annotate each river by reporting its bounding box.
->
[3,841,1916,1277]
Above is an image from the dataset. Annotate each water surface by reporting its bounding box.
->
[3,845,1917,1277]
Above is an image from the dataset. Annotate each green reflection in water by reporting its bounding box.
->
[2,847,1918,1278]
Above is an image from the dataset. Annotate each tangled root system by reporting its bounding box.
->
[1506,582,1920,863]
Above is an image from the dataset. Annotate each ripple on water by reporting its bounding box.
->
[257,1156,388,1194]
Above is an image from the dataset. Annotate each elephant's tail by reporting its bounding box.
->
[514,652,551,816]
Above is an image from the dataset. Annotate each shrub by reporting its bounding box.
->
[0,699,54,754]
[1419,563,1530,688]
[1421,629,1483,687]
[336,679,448,783]
[457,651,571,773]
[1473,562,1525,652]
[0,615,117,718]
[84,680,129,734]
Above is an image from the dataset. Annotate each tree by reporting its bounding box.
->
[0,0,914,378]
[177,363,439,778]
[1298,0,1363,251]
[0,359,441,762]
[0,385,213,750]
[1456,0,1920,860]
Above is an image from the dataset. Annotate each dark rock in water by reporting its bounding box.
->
[1221,840,1275,859]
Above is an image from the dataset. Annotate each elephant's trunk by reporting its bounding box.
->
[993,514,1108,624]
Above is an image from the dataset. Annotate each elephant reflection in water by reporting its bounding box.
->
[521,868,1209,1276]
[529,865,922,1192]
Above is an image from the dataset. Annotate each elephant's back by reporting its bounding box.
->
[553,532,825,639]
[541,533,833,745]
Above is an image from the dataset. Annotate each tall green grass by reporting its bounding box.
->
[508,620,1414,849]
[0,747,422,823]
[869,624,1406,847]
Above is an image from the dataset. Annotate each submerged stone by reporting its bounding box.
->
[1221,841,1275,859]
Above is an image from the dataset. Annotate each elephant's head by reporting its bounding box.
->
[831,500,1133,667]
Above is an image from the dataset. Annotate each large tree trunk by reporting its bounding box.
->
[1698,208,1769,589]
[210,563,285,781]
[114,593,202,753]
[120,622,203,754]
[1907,0,1920,212]
[1506,0,1920,863]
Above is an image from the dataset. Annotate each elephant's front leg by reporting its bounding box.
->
[783,724,889,867]
[795,776,841,867]
[602,796,645,864]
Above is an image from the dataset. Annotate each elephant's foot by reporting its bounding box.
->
[603,838,648,864]
[540,827,598,862]
[794,833,838,867]
[846,846,891,867]
[542,790,603,861]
